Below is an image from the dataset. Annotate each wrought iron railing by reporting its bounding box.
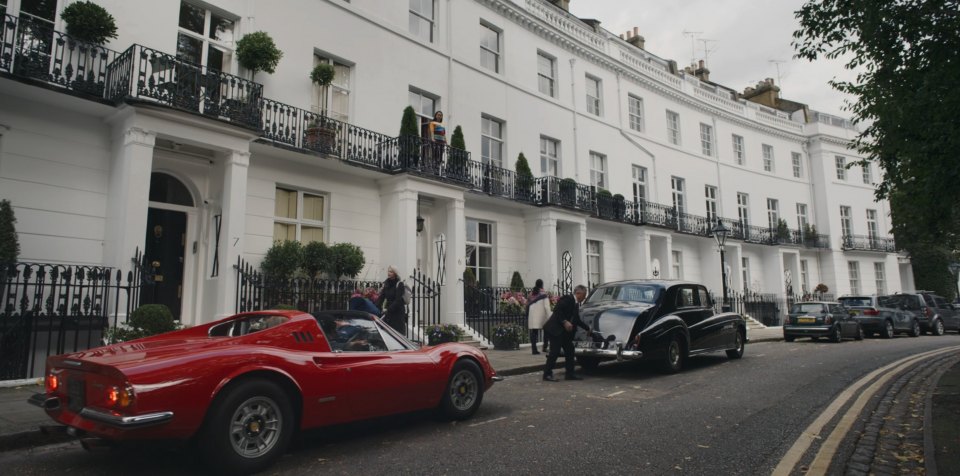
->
[107,44,263,129]
[1,14,119,97]
[537,176,595,212]
[235,258,441,341]
[0,255,147,380]
[842,234,897,252]
[463,285,530,344]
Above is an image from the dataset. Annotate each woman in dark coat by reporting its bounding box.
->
[376,265,407,335]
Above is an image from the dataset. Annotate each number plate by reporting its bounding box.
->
[798,316,816,324]
[67,378,85,413]
[576,341,597,349]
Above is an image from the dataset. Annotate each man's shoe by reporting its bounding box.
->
[532,349,540,355]
[565,374,584,381]
[543,374,558,382]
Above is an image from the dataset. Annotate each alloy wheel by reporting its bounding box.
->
[229,396,283,459]
[448,368,479,411]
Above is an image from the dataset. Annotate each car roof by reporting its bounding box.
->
[311,310,377,321]
[793,301,840,305]
[594,279,698,287]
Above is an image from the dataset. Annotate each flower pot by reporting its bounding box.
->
[493,340,519,350]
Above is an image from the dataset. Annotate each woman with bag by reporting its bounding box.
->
[526,279,550,355]
[376,265,407,335]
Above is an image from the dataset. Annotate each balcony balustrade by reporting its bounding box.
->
[1,14,118,97]
[842,234,896,252]
[0,13,846,253]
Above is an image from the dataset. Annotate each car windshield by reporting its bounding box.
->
[838,297,872,307]
[587,284,661,304]
[791,303,825,314]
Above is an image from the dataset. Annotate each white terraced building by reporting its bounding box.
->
[0,0,912,333]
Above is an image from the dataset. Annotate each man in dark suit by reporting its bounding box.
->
[543,285,590,381]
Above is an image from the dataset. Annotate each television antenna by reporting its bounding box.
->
[769,59,787,86]
[682,30,702,65]
[698,38,718,68]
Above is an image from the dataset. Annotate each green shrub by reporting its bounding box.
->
[509,271,525,292]
[451,125,465,150]
[328,242,365,279]
[463,268,477,287]
[109,304,179,342]
[236,31,283,78]
[310,63,335,87]
[400,106,419,137]
[302,241,330,278]
[60,1,118,45]
[261,240,303,279]
[0,200,19,265]
[427,324,464,345]
[491,323,525,350]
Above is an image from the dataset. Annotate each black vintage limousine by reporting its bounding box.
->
[573,280,747,373]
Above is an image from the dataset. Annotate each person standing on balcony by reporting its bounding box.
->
[376,266,407,334]
[427,110,446,173]
[542,285,590,382]
[526,279,550,355]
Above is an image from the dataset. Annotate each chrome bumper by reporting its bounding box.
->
[573,343,643,361]
[29,393,173,428]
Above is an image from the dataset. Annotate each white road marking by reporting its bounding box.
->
[468,416,506,427]
[772,345,960,476]
[606,390,625,398]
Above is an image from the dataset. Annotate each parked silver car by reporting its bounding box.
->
[880,292,960,335]
[837,295,919,338]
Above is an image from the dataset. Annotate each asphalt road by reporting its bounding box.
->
[2,335,958,475]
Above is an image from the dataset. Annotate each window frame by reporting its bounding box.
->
[766,198,780,230]
[700,123,714,157]
[866,209,879,240]
[313,55,352,122]
[704,185,718,222]
[628,95,645,132]
[666,110,681,145]
[585,74,602,116]
[587,239,603,287]
[176,1,237,72]
[539,135,560,176]
[273,187,329,244]
[741,257,751,292]
[791,152,802,178]
[481,115,504,168]
[589,151,607,190]
[672,250,683,280]
[671,176,686,214]
[797,203,808,231]
[536,50,556,97]
[762,144,774,172]
[836,156,847,181]
[408,0,435,43]
[848,261,860,295]
[862,163,873,184]
[409,87,439,122]
[479,21,501,73]
[840,205,853,237]
[874,262,886,295]
[632,165,647,203]
[800,260,810,294]
[465,218,494,288]
[732,134,745,165]
[737,192,750,228]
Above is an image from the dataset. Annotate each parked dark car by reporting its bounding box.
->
[837,295,920,338]
[880,292,960,335]
[783,301,863,342]
[572,280,746,374]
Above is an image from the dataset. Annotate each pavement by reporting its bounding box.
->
[0,326,956,475]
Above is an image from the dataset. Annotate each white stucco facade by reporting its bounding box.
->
[0,0,910,327]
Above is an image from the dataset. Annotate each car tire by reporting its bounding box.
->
[881,320,894,339]
[909,320,921,337]
[440,359,484,421]
[855,324,864,341]
[659,334,684,374]
[576,356,601,372]
[726,329,745,359]
[199,379,294,475]
[829,325,842,343]
[784,335,795,342]
[932,319,945,336]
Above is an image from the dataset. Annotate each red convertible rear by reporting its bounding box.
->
[29,310,500,474]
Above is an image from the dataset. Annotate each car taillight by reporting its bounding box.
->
[45,374,58,393]
[105,385,135,408]
[825,315,833,325]
[863,309,880,316]
[924,307,933,317]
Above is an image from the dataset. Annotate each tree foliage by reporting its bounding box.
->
[400,106,419,137]
[60,1,118,45]
[450,126,466,150]
[794,0,960,297]
[328,242,365,279]
[261,240,303,279]
[0,200,20,265]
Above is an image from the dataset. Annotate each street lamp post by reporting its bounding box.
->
[949,262,960,303]
[711,218,731,312]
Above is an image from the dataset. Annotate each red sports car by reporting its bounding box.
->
[29,310,500,474]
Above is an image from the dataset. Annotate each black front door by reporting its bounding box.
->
[141,208,187,320]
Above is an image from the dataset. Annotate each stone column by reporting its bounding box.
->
[572,222,588,287]
[440,198,465,325]
[623,231,651,280]
[212,150,249,319]
[379,188,419,282]
[524,212,559,287]
[104,126,155,271]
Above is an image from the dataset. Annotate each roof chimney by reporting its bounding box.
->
[548,0,570,11]
[621,27,645,49]
[740,78,781,108]
[682,60,711,82]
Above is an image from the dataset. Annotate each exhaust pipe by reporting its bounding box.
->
[80,437,112,452]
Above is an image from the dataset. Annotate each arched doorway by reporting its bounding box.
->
[142,172,194,320]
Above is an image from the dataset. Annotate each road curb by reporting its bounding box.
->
[0,428,74,453]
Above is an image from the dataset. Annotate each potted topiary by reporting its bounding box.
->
[491,323,524,350]
[446,125,469,181]
[398,106,421,168]
[802,223,819,246]
[776,218,791,243]
[328,242,365,279]
[509,271,525,292]
[60,1,118,44]
[595,188,614,219]
[306,63,337,152]
[514,153,534,201]
[612,193,627,221]
[260,240,303,282]
[236,31,283,81]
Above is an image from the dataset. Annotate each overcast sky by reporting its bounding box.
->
[568,0,856,118]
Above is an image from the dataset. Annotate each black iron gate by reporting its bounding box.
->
[0,253,144,380]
